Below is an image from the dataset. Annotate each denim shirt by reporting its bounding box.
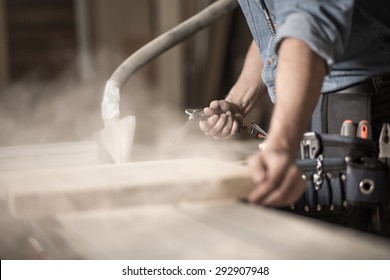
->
[238,0,390,103]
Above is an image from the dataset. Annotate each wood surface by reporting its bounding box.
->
[0,141,98,171]
[0,158,253,217]
[2,142,389,260]
[33,200,390,259]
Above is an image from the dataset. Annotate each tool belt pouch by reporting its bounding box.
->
[321,91,372,135]
[290,132,388,215]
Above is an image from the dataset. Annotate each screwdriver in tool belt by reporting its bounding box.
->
[357,120,371,139]
[340,120,356,137]
[340,119,372,139]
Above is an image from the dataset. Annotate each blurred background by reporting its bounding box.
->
[2,1,389,261]
[0,0,272,147]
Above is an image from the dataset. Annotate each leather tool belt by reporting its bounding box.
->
[320,73,390,140]
[294,133,387,210]
[283,132,390,235]
[284,73,390,236]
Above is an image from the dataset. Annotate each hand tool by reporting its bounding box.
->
[340,120,356,137]
[357,120,371,139]
[185,108,268,138]
[169,109,267,146]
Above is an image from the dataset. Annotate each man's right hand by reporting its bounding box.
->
[199,100,244,139]
[199,41,265,140]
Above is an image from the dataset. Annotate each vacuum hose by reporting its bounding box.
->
[101,0,239,121]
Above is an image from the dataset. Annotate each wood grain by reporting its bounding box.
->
[0,158,253,216]
[42,200,390,259]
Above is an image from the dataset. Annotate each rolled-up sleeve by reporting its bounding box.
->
[274,0,355,68]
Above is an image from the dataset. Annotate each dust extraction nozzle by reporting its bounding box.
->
[98,0,239,163]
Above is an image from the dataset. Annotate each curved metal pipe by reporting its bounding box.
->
[101,0,239,121]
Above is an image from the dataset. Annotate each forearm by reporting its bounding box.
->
[266,38,326,157]
[225,41,267,117]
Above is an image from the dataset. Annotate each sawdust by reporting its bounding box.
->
[0,64,257,163]
[0,60,154,147]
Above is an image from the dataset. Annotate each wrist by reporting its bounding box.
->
[260,141,290,152]
[260,136,299,159]
[225,85,262,117]
[223,98,243,114]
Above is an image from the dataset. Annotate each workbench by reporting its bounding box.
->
[1,140,389,260]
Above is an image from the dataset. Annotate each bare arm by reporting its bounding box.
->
[268,38,325,155]
[225,40,267,116]
[247,38,326,206]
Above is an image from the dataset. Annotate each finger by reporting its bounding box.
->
[206,100,232,116]
[218,100,232,112]
[248,181,273,204]
[203,100,221,116]
[209,100,220,110]
[219,112,234,138]
[199,114,219,133]
[203,107,216,116]
[260,165,304,206]
[247,153,289,203]
[218,111,241,138]
[231,120,240,135]
[208,114,229,137]
[247,152,267,185]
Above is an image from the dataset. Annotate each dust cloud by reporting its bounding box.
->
[0,49,262,260]
[0,54,259,164]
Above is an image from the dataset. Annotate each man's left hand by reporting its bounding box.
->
[246,148,306,207]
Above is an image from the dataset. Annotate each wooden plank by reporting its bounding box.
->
[178,201,390,259]
[50,202,274,259]
[30,201,390,259]
[0,138,259,171]
[0,141,98,171]
[0,158,253,216]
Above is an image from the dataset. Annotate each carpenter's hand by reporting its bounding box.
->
[246,147,305,207]
[199,100,244,139]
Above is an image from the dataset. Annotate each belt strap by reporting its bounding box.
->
[336,73,390,94]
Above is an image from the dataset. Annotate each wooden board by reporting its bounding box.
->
[0,139,260,171]
[27,200,390,259]
[0,141,98,171]
[0,158,253,217]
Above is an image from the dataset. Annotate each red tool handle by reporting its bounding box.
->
[357,120,371,139]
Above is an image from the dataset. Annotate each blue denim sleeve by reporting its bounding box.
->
[274,0,355,68]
